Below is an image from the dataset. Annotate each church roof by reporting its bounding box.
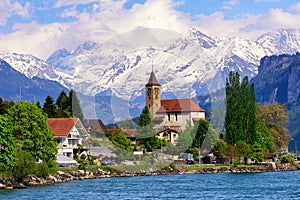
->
[157,98,205,113]
[145,70,161,87]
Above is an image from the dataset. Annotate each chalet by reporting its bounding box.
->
[145,69,206,133]
[84,119,107,138]
[48,118,89,158]
[122,129,137,144]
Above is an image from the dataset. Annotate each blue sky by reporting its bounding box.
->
[1,0,300,59]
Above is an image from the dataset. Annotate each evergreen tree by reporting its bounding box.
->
[43,95,57,118]
[192,120,210,148]
[136,106,156,151]
[68,90,84,121]
[56,90,71,118]
[8,101,58,164]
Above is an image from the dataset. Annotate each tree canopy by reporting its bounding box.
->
[8,101,57,163]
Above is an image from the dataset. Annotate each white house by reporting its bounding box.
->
[48,118,89,158]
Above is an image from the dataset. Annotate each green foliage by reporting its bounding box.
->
[225,71,257,145]
[249,143,264,164]
[34,162,50,178]
[12,149,35,182]
[257,103,289,152]
[8,101,57,163]
[255,120,274,152]
[68,90,84,121]
[43,95,57,118]
[176,129,193,151]
[109,132,132,151]
[56,90,71,118]
[137,106,152,126]
[235,140,251,158]
[164,143,179,155]
[0,115,16,168]
[0,97,15,115]
[80,154,87,160]
[192,120,209,148]
[280,153,295,164]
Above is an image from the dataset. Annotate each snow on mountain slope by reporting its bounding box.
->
[2,27,300,122]
[0,53,59,80]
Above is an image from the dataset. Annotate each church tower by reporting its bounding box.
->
[145,68,161,118]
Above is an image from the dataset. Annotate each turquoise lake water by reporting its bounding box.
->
[1,171,300,199]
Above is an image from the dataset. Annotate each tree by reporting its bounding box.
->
[0,115,16,169]
[136,106,156,150]
[225,71,257,145]
[56,90,71,118]
[43,95,57,118]
[111,132,132,151]
[192,120,209,148]
[257,103,289,152]
[8,101,58,164]
[68,90,84,121]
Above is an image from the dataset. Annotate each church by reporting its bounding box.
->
[145,69,206,143]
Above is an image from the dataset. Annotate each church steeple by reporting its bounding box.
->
[145,67,161,87]
[145,67,161,117]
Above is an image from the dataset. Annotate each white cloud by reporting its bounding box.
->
[1,0,300,59]
[54,0,98,8]
[195,8,300,40]
[0,0,30,25]
[291,2,300,12]
[222,0,240,10]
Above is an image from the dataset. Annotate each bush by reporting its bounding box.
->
[280,154,295,164]
[80,154,87,160]
[12,150,35,182]
[34,162,50,178]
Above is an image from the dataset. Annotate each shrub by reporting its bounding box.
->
[280,154,295,164]
[34,162,50,178]
[12,150,35,182]
[80,154,87,160]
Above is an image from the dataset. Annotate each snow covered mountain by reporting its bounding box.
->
[2,27,300,123]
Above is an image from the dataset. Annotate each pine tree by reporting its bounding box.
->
[68,90,84,121]
[43,95,57,118]
[56,90,71,118]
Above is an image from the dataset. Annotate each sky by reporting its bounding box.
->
[1,0,300,59]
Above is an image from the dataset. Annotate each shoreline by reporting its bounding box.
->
[0,162,298,190]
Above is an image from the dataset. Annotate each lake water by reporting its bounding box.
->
[1,171,300,199]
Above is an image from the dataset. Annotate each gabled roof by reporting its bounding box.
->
[122,129,137,138]
[157,98,205,113]
[145,70,161,87]
[48,118,78,137]
[84,119,107,131]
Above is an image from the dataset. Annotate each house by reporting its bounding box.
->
[156,128,179,144]
[122,129,137,144]
[145,69,206,133]
[48,118,89,158]
[84,119,107,138]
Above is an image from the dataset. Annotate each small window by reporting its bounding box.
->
[168,113,170,121]
[175,114,178,121]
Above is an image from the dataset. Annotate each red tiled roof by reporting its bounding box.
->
[121,129,137,138]
[145,70,160,87]
[48,118,77,137]
[157,98,205,113]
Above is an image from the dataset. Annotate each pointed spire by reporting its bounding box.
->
[146,65,160,87]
